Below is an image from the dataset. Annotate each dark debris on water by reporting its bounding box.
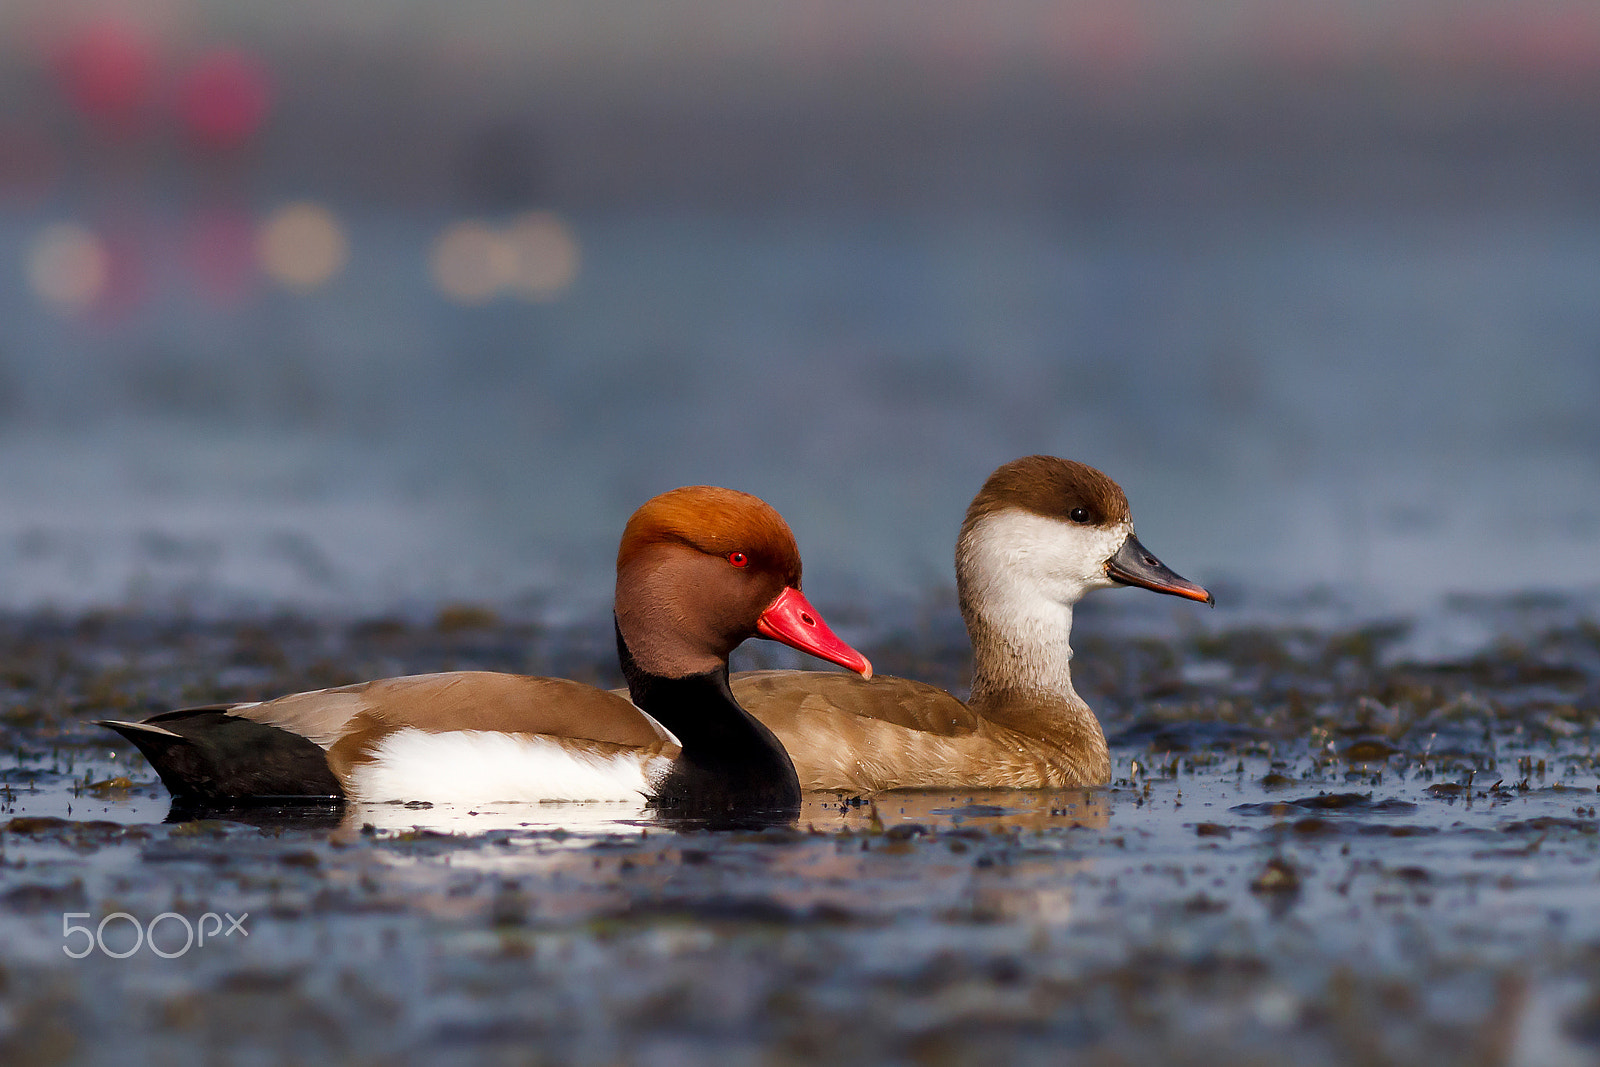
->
[0,602,1594,1065]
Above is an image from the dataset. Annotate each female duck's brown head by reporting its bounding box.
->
[615,486,872,680]
[958,456,1212,619]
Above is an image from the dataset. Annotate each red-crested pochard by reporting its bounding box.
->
[97,487,872,817]
[731,456,1212,791]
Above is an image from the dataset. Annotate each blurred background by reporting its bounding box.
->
[0,0,1597,618]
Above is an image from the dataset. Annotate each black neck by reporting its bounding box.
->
[616,619,801,826]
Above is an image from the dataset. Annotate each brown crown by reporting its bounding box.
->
[963,455,1132,530]
[617,485,803,587]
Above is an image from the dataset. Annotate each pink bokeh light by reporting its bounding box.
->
[53,20,160,137]
[176,48,273,152]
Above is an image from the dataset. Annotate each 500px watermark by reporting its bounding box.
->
[62,911,248,959]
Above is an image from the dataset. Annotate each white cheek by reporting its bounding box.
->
[1069,524,1130,590]
[964,511,1129,606]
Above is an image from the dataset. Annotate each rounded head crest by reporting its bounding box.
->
[963,455,1131,530]
[617,485,802,588]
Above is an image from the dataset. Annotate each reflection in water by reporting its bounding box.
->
[165,797,346,830]
[346,797,651,835]
[344,797,803,835]
[287,788,1114,837]
[155,784,1110,932]
[337,790,1108,931]
[162,796,659,835]
[157,786,1111,839]
[805,789,1110,833]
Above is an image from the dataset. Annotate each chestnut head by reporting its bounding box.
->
[616,486,871,679]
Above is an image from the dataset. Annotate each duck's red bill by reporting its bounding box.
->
[757,587,874,679]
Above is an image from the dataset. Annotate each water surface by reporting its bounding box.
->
[0,600,1595,1064]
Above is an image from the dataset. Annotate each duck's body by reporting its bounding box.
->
[734,456,1212,792]
[731,670,1105,791]
[99,487,871,817]
[111,671,673,804]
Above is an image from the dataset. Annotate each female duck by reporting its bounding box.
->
[734,456,1211,791]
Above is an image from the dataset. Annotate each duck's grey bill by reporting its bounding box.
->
[1106,534,1214,605]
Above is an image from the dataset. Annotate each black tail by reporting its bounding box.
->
[96,707,345,803]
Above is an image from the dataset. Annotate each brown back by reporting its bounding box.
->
[731,670,977,735]
[731,670,1110,791]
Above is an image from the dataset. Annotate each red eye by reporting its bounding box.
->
[728,551,748,568]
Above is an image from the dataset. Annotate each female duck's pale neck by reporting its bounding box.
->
[956,507,1125,716]
[953,455,1213,740]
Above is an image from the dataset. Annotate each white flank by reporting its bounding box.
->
[349,728,670,804]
